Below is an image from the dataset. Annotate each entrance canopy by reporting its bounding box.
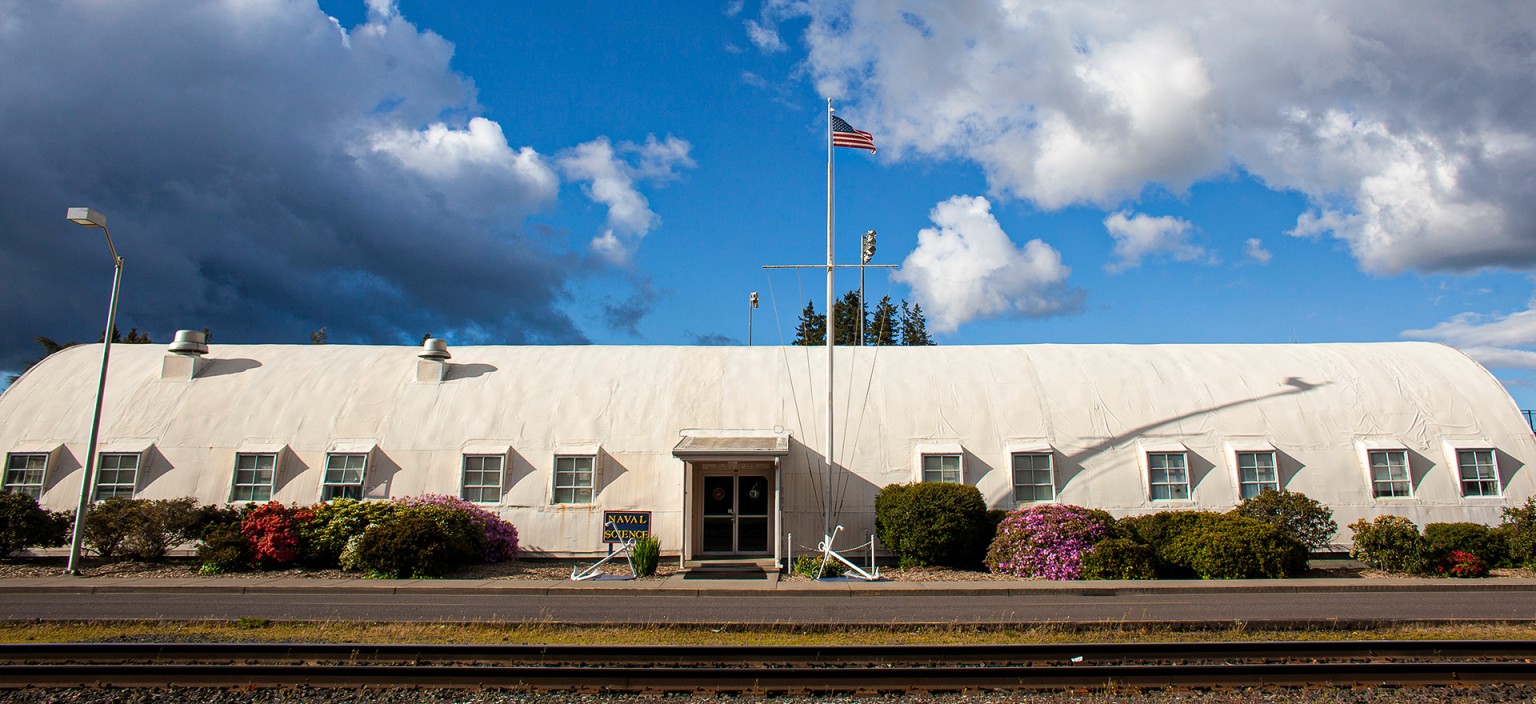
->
[672,429,790,460]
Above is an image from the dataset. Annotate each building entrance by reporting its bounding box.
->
[700,472,771,555]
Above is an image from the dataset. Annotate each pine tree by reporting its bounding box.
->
[899,300,934,346]
[310,327,329,345]
[867,295,899,346]
[832,290,866,346]
[792,300,825,346]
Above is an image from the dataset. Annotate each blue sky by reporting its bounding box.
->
[3,1,1536,409]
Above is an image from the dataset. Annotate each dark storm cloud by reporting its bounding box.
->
[0,0,588,368]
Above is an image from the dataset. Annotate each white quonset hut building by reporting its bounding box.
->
[1,334,1533,564]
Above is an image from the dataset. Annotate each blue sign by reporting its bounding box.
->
[602,511,651,543]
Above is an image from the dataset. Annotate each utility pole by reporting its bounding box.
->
[859,230,875,345]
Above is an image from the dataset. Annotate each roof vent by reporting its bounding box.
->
[418,338,451,361]
[167,329,208,357]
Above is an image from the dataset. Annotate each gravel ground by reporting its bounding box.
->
[2,686,1533,703]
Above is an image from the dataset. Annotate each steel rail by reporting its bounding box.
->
[0,640,1530,665]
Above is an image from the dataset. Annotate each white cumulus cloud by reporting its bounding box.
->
[1245,238,1272,265]
[559,135,695,265]
[1404,303,1536,371]
[768,0,1536,275]
[894,195,1080,333]
[1103,212,1209,272]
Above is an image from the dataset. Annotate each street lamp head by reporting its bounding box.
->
[750,291,759,309]
[66,207,107,228]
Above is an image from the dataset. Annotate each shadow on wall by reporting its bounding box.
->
[1497,448,1526,496]
[1066,377,1330,467]
[365,451,400,499]
[272,449,310,499]
[135,446,174,492]
[43,449,82,494]
[199,358,262,378]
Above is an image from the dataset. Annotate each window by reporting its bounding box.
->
[462,455,504,503]
[230,453,277,502]
[553,456,594,504]
[1012,453,1054,502]
[1147,452,1189,501]
[94,453,140,499]
[321,453,367,501]
[1236,451,1279,499]
[4,453,47,499]
[1369,449,1411,497]
[922,454,962,483]
[1458,449,1499,497]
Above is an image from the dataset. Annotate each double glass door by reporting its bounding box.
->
[701,474,770,554]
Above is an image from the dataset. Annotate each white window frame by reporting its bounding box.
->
[1236,450,1280,499]
[321,453,368,501]
[94,452,141,500]
[461,454,505,504]
[3,453,48,499]
[921,454,963,483]
[1011,452,1055,503]
[1147,451,1190,501]
[230,452,278,503]
[552,455,595,505]
[1369,449,1412,498]
[1456,448,1499,498]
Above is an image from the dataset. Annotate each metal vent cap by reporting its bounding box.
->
[419,338,451,360]
[167,329,208,357]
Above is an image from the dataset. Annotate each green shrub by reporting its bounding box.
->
[1423,522,1505,567]
[82,497,204,561]
[196,523,252,574]
[1117,511,1224,578]
[1349,515,1429,573]
[631,533,661,577]
[790,553,847,579]
[874,482,989,568]
[296,498,399,568]
[1079,538,1159,580]
[0,492,69,557]
[1160,514,1308,579]
[1231,489,1338,552]
[1500,497,1536,568]
[352,508,477,578]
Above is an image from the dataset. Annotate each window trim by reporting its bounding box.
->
[1010,451,1055,503]
[1234,450,1280,500]
[552,454,597,505]
[1454,447,1500,498]
[229,452,279,503]
[1145,450,1191,502]
[1356,439,1411,499]
[921,453,964,484]
[461,453,506,504]
[911,442,964,484]
[1368,449,1412,498]
[3,452,49,499]
[320,452,369,502]
[93,451,143,500]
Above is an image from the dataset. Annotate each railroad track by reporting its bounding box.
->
[1,641,1533,691]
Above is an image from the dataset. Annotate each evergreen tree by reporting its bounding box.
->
[899,300,934,346]
[310,327,329,345]
[832,290,866,346]
[792,300,825,346]
[99,326,152,344]
[867,295,899,346]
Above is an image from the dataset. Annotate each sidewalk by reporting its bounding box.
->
[5,574,1536,597]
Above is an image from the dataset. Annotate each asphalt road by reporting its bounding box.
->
[2,589,1532,625]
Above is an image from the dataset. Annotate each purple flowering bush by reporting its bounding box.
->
[985,504,1115,580]
[396,494,519,563]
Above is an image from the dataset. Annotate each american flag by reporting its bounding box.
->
[832,115,877,153]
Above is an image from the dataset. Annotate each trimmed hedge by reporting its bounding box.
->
[1423,522,1505,567]
[1349,515,1429,574]
[1231,489,1337,551]
[353,508,477,578]
[874,483,989,568]
[1079,538,1158,580]
[83,497,204,561]
[1161,514,1307,579]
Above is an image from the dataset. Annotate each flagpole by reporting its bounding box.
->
[824,98,835,538]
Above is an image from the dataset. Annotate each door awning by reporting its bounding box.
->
[672,429,790,458]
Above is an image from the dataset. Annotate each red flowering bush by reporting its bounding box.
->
[240,502,311,567]
[1437,550,1489,578]
[985,504,1115,580]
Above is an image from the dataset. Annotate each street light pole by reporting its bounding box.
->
[748,292,759,346]
[63,207,121,576]
[859,230,875,346]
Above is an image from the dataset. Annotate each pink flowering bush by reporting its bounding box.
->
[396,494,519,563]
[985,504,1115,580]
